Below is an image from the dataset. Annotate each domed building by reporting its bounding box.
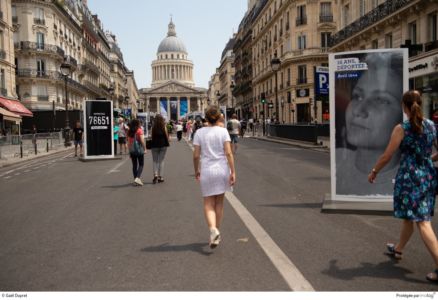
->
[141,19,207,121]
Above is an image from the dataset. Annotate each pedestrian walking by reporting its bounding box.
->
[176,122,183,142]
[113,123,119,155]
[128,119,146,186]
[186,120,192,140]
[368,90,438,283]
[227,114,241,154]
[73,121,84,157]
[151,114,170,184]
[192,117,203,140]
[193,106,236,249]
[118,118,129,155]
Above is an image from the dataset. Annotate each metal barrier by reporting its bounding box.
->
[0,132,63,160]
[267,124,330,143]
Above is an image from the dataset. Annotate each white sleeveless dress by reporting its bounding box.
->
[193,126,232,197]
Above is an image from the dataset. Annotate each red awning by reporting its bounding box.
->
[0,97,33,117]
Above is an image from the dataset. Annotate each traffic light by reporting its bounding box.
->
[261,92,266,104]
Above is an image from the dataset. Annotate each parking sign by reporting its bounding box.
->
[315,66,329,96]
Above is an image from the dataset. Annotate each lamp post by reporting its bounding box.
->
[230,82,235,116]
[281,98,284,124]
[291,99,295,124]
[271,56,281,123]
[60,60,72,147]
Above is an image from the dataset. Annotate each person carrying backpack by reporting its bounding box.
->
[127,119,146,186]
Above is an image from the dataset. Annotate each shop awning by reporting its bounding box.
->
[0,107,22,123]
[0,97,33,117]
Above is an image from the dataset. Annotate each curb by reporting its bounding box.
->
[249,136,330,152]
[0,147,74,168]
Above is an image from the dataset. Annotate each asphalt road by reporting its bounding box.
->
[0,137,437,291]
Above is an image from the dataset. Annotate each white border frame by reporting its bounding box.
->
[329,48,409,202]
[83,100,114,160]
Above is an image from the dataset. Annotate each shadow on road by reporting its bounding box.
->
[261,203,322,209]
[102,182,154,188]
[141,242,212,256]
[322,259,429,286]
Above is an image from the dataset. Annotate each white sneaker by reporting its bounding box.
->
[134,177,143,186]
[209,228,221,249]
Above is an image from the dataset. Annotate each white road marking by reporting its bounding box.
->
[4,176,11,179]
[225,192,314,291]
[108,158,127,174]
[14,173,20,176]
[185,139,314,291]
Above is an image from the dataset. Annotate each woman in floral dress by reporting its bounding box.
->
[368,90,438,283]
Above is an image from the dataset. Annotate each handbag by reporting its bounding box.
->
[145,138,152,150]
[130,135,144,156]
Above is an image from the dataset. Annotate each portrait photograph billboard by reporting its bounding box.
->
[329,49,408,201]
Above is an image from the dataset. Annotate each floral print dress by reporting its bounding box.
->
[393,119,437,221]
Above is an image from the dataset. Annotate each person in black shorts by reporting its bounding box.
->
[73,121,84,157]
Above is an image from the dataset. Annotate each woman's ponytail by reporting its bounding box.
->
[402,90,423,134]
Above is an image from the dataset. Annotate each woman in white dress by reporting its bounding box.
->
[193,106,236,249]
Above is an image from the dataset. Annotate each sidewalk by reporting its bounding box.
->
[0,145,74,168]
[248,135,329,152]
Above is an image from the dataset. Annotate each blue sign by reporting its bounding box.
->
[315,67,329,96]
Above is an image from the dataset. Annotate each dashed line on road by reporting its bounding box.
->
[185,139,314,291]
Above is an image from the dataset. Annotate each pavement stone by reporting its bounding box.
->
[0,145,74,168]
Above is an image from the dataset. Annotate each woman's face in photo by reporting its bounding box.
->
[345,67,402,149]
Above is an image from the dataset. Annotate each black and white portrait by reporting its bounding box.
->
[332,50,407,196]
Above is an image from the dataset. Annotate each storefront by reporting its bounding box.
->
[409,54,438,120]
[0,107,21,136]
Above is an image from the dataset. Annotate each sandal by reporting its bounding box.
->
[386,243,402,260]
[426,269,438,283]
[158,177,164,183]
[153,176,158,184]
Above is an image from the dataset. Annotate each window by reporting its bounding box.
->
[171,54,174,59]
[0,31,3,51]
[34,7,44,22]
[320,2,332,19]
[286,11,290,30]
[385,33,393,48]
[12,5,17,21]
[321,32,331,48]
[0,69,5,90]
[372,39,378,49]
[36,59,45,76]
[296,5,306,25]
[298,35,306,49]
[409,21,417,44]
[36,32,44,49]
[359,0,366,17]
[343,4,350,27]
[428,12,437,41]
[298,65,306,84]
[33,85,48,101]
[287,68,291,86]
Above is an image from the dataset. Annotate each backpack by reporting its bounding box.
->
[129,131,144,156]
[227,120,233,131]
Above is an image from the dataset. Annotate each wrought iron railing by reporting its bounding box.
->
[296,16,307,26]
[297,77,307,85]
[319,15,333,23]
[330,0,412,46]
[12,16,18,23]
[34,18,45,25]
[425,40,438,52]
[15,41,65,58]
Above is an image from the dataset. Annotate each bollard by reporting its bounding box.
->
[47,139,49,152]
[34,141,37,155]
[20,141,23,158]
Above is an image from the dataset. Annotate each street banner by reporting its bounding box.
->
[83,100,114,159]
[329,49,408,201]
[160,98,168,120]
[315,66,329,96]
[170,99,178,121]
[180,98,188,118]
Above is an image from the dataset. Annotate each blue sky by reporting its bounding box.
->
[87,0,248,89]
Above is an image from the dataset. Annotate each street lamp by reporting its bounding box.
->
[60,60,72,147]
[291,99,295,124]
[230,82,235,115]
[271,56,281,123]
[281,98,284,124]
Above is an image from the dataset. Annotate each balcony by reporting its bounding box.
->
[425,40,438,52]
[320,15,333,23]
[0,88,7,96]
[296,16,307,26]
[64,55,78,68]
[34,18,45,25]
[15,41,65,58]
[0,49,5,60]
[84,80,102,95]
[17,69,60,80]
[331,0,412,47]
[297,78,307,85]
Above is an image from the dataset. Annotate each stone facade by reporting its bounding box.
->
[207,69,220,106]
[218,36,236,113]
[330,0,438,120]
[0,0,17,100]
[251,0,338,123]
